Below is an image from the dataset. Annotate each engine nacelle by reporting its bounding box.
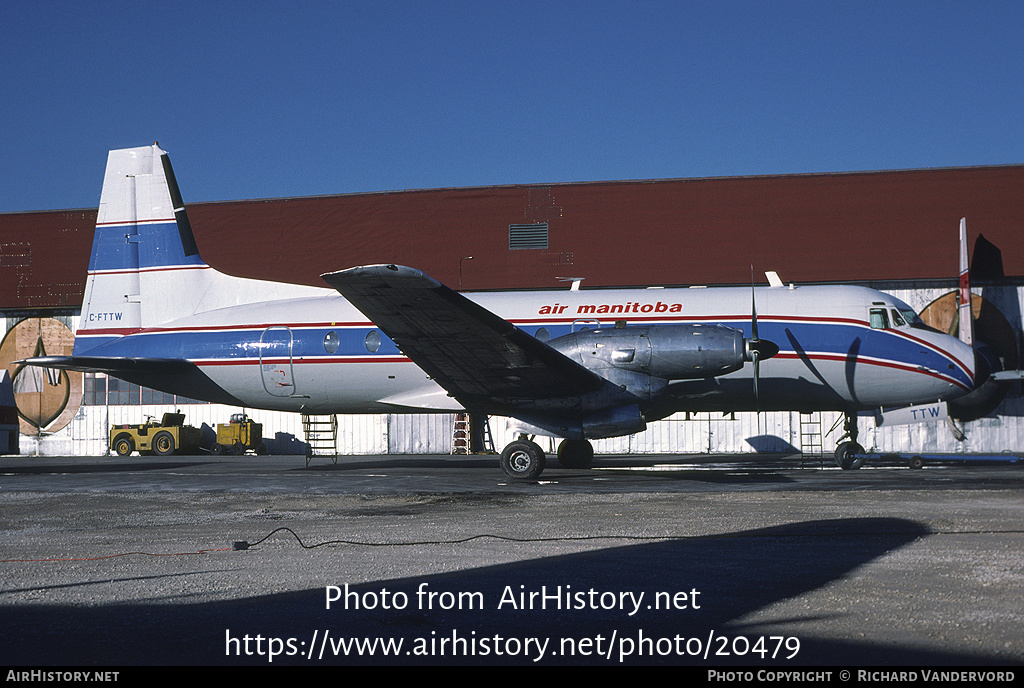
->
[549,323,748,382]
[513,324,765,440]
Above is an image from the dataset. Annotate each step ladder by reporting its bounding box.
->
[452,413,471,454]
[302,414,338,466]
[451,414,496,455]
[799,412,824,463]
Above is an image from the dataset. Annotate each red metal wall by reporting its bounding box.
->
[3,165,1022,309]
[0,210,95,309]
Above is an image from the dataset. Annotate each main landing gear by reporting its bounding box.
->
[834,412,866,470]
[498,437,596,479]
[499,438,546,479]
[556,439,594,469]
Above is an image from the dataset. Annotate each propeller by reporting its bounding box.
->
[745,268,780,408]
[946,218,1005,423]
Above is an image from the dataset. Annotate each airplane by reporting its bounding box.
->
[22,144,991,478]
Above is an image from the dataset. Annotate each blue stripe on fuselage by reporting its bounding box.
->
[73,316,971,390]
[77,325,402,362]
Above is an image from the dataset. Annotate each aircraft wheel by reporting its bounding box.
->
[500,440,546,479]
[909,455,924,469]
[557,439,594,468]
[113,436,134,457]
[152,431,176,457]
[835,441,865,470]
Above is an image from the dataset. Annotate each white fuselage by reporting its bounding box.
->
[77,277,975,419]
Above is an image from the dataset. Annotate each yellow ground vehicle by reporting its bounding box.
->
[211,413,267,455]
[110,412,202,457]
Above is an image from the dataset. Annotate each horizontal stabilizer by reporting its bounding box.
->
[18,356,244,406]
[18,355,170,374]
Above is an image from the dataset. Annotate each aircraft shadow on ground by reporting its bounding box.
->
[1,516,1014,666]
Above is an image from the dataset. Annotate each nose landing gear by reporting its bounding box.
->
[835,412,865,470]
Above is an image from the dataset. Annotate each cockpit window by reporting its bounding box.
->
[875,300,940,333]
[900,309,924,327]
[896,306,941,333]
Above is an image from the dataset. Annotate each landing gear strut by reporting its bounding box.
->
[834,412,865,470]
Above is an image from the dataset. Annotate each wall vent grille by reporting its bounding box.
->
[509,223,549,250]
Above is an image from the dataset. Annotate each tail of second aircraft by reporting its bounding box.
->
[74,143,323,355]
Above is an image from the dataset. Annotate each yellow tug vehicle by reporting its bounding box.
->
[110,412,201,457]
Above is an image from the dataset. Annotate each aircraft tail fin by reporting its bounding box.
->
[74,144,330,356]
[76,144,210,354]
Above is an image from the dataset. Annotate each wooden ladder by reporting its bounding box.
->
[451,414,496,454]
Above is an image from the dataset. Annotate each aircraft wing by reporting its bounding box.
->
[321,265,607,413]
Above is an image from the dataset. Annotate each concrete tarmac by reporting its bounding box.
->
[0,452,1022,667]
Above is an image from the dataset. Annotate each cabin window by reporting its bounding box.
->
[534,327,550,342]
[324,331,340,354]
[364,330,381,353]
[869,308,889,330]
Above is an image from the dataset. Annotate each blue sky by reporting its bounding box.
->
[3,1,1023,212]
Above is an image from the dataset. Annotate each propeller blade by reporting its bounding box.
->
[751,266,759,342]
[753,353,760,403]
[747,268,780,412]
[751,267,762,410]
[958,217,974,347]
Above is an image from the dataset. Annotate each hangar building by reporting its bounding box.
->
[2,162,1022,458]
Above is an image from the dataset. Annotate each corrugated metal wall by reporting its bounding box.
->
[16,405,841,458]
[17,399,1022,459]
